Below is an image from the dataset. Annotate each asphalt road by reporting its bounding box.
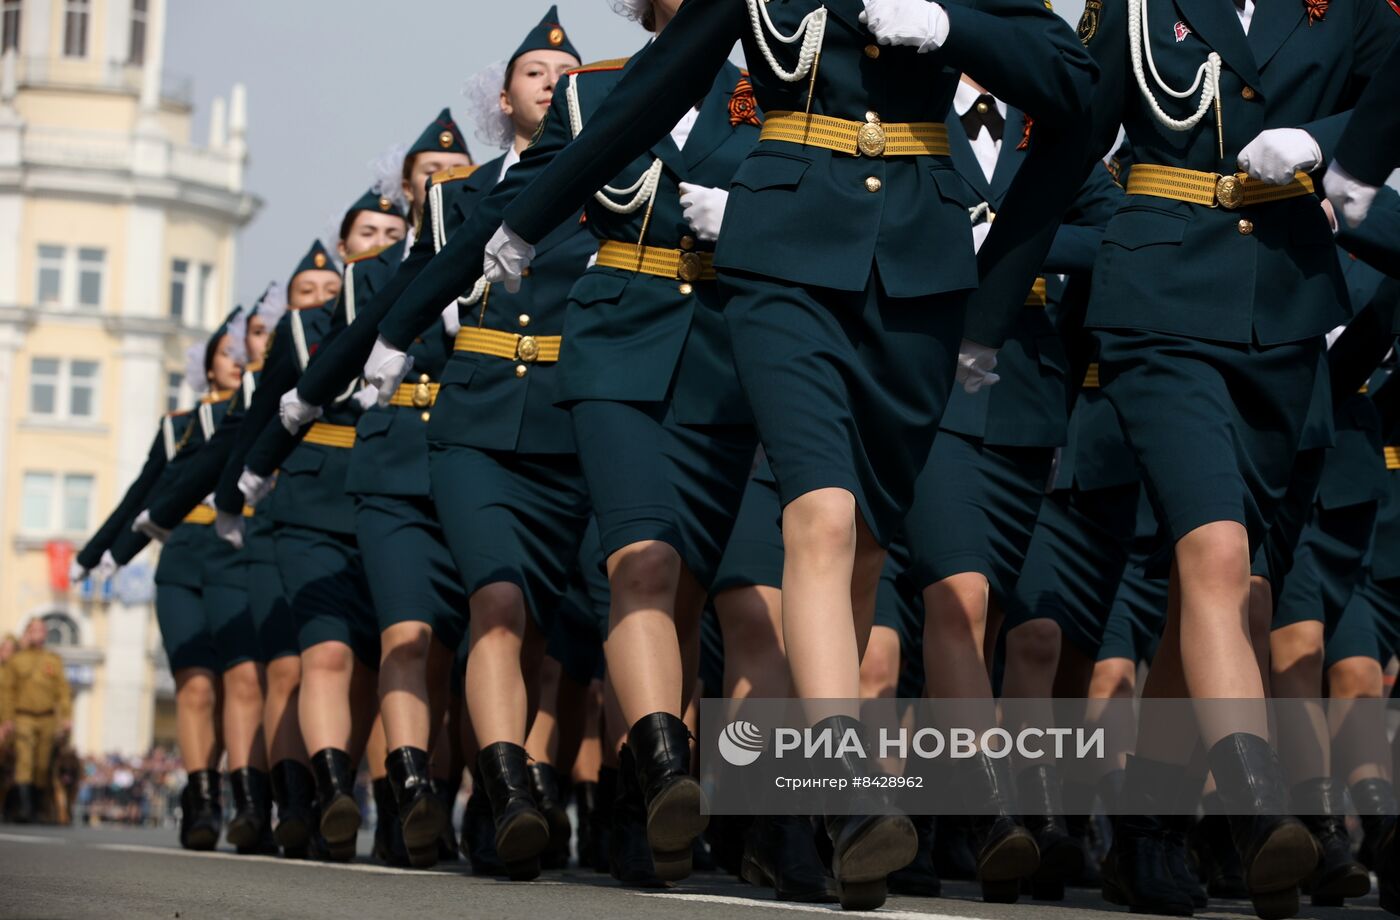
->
[0,824,1390,920]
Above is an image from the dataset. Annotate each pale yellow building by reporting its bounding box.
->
[0,0,259,756]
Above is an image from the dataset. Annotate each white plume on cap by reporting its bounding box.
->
[370,142,411,214]
[464,60,514,151]
[225,306,250,367]
[253,281,287,330]
[608,0,650,21]
[183,339,209,395]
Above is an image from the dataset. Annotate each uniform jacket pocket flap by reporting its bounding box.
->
[929,166,982,208]
[280,446,327,475]
[355,411,394,440]
[440,358,478,387]
[1103,207,1189,251]
[572,271,631,307]
[731,152,812,192]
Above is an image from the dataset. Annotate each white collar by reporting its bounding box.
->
[500,145,522,181]
[953,81,1007,119]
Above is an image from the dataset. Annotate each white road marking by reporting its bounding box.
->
[90,843,453,876]
[0,832,66,845]
[631,891,993,920]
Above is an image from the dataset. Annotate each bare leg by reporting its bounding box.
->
[465,582,533,747]
[221,661,267,772]
[1327,656,1390,787]
[714,585,789,699]
[524,655,563,767]
[1269,620,1327,785]
[175,668,220,771]
[298,641,357,755]
[604,541,684,725]
[264,654,306,766]
[572,680,605,785]
[858,625,901,700]
[379,621,444,751]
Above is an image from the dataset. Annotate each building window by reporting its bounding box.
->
[1,0,20,54]
[29,357,60,416]
[76,248,105,309]
[20,473,94,535]
[40,612,81,648]
[63,0,89,58]
[166,371,183,412]
[29,357,100,421]
[128,0,148,65]
[37,245,65,305]
[169,259,189,320]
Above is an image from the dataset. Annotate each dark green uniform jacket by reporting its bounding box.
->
[1334,36,1400,186]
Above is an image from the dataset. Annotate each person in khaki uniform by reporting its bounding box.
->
[0,618,71,823]
[0,632,18,817]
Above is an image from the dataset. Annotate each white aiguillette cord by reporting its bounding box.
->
[428,180,487,311]
[1128,0,1225,156]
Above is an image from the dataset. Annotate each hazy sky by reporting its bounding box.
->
[166,0,1087,299]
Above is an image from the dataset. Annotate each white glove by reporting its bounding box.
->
[1323,160,1379,229]
[956,341,1001,394]
[1237,128,1321,186]
[363,336,414,408]
[441,303,462,337]
[483,224,536,294]
[859,0,950,52]
[279,389,322,435]
[352,386,380,412]
[237,469,274,507]
[677,183,730,242]
[971,221,993,254]
[132,509,170,544]
[95,550,118,582]
[68,560,88,585]
[214,510,245,550]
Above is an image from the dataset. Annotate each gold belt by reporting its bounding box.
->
[455,327,561,364]
[1025,277,1048,309]
[183,505,254,526]
[1386,446,1399,471]
[304,422,357,449]
[596,240,716,283]
[390,377,440,409]
[1126,164,1315,209]
[761,111,950,158]
[1083,363,1102,389]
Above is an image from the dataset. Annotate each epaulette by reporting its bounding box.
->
[569,57,629,76]
[431,164,480,186]
[346,243,393,265]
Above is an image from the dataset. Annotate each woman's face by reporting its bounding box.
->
[244,315,270,366]
[288,270,341,309]
[402,152,474,216]
[500,50,581,139]
[207,333,244,392]
[339,211,407,260]
[0,637,15,662]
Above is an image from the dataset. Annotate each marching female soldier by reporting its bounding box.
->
[1076,0,1400,913]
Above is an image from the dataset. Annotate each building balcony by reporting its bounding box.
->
[16,55,191,108]
[21,124,245,193]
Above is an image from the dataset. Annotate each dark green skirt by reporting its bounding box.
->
[274,524,378,668]
[154,582,219,673]
[545,519,610,687]
[1328,571,1400,667]
[1097,494,1170,665]
[354,493,469,651]
[711,457,784,594]
[873,539,926,700]
[1094,329,1323,558]
[903,431,1054,599]
[721,270,964,546]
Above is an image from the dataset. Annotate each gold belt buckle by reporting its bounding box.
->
[1214,173,1245,210]
[411,374,432,409]
[677,251,703,283]
[857,113,887,158]
[517,335,540,363]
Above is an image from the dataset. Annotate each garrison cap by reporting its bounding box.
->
[408,108,471,160]
[510,6,580,68]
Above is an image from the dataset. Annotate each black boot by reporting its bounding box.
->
[1101,755,1194,916]
[270,759,316,858]
[961,752,1039,903]
[1193,805,1249,898]
[575,780,598,871]
[1381,820,1400,916]
[932,815,979,881]
[227,768,275,855]
[611,746,664,886]
[887,813,942,897]
[707,814,752,879]
[1163,815,1209,909]
[626,712,707,882]
[740,815,838,903]
[528,762,572,870]
[179,770,222,851]
[463,762,505,876]
[1208,733,1318,920]
[816,716,918,911]
[1292,778,1368,906]
[1064,777,1104,888]
[1351,778,1397,871]
[432,777,460,863]
[311,748,361,862]
[1017,764,1083,901]
[12,784,35,825]
[385,747,444,869]
[478,741,550,880]
[590,771,616,874]
[371,777,409,866]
